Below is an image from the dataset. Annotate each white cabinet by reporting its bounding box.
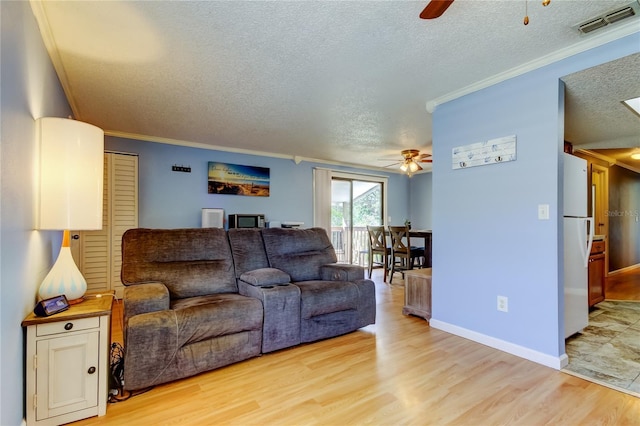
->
[23,294,113,426]
[35,328,100,419]
[71,152,138,298]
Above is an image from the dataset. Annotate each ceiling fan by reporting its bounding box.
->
[419,0,455,19]
[420,0,551,25]
[382,149,432,177]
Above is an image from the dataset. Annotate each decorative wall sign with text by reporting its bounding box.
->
[452,135,516,170]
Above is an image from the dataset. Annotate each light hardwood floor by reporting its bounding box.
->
[75,269,640,426]
[606,266,640,301]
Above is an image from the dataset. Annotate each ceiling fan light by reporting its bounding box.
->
[408,160,420,173]
[631,152,640,160]
[400,162,409,172]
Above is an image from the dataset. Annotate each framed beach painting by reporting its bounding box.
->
[207,162,270,197]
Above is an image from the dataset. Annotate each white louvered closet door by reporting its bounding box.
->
[71,152,138,298]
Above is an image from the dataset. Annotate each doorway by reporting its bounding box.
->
[591,164,609,274]
[330,175,385,265]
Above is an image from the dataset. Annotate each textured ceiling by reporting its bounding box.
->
[563,52,640,170]
[30,0,640,173]
[564,53,640,149]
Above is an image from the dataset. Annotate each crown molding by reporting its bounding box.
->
[30,1,82,119]
[576,148,640,174]
[105,130,293,160]
[426,22,640,113]
[104,130,423,175]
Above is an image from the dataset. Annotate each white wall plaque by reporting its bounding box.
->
[452,135,516,170]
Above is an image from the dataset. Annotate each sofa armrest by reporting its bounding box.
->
[124,309,178,390]
[240,268,291,287]
[321,263,364,281]
[123,282,170,320]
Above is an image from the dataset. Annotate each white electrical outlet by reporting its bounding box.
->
[497,295,508,312]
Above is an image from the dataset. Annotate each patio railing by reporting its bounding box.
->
[330,226,369,265]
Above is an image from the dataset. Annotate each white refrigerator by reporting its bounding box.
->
[563,153,594,338]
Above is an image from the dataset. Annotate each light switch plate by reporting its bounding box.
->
[538,204,550,220]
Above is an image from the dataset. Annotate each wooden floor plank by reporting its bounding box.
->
[73,269,640,425]
[606,266,640,301]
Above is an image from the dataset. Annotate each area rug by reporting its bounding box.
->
[563,300,640,397]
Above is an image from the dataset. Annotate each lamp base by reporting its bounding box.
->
[38,230,88,302]
[68,297,85,305]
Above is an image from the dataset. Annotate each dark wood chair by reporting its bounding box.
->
[388,225,424,284]
[366,225,391,282]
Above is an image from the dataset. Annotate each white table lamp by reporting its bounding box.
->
[37,117,104,303]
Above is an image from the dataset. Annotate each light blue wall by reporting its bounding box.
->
[408,172,433,230]
[431,33,640,362]
[2,1,636,422]
[1,2,73,424]
[105,137,411,229]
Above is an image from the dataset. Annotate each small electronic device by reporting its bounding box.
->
[281,221,304,228]
[202,208,224,228]
[228,214,265,229]
[34,294,70,317]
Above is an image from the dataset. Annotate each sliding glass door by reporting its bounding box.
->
[331,176,384,264]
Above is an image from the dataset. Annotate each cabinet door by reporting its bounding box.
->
[71,153,138,297]
[36,332,99,420]
[588,253,605,306]
[110,153,139,298]
[73,154,111,292]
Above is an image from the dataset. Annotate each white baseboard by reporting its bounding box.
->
[430,319,569,370]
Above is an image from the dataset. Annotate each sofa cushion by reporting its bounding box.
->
[124,306,262,390]
[321,264,364,281]
[121,228,237,299]
[262,228,337,282]
[295,280,358,319]
[228,228,270,277]
[170,294,263,345]
[240,268,291,287]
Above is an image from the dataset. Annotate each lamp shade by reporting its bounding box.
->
[37,117,104,230]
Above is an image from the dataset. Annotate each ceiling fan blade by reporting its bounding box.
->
[418,159,433,163]
[382,161,402,168]
[420,0,454,19]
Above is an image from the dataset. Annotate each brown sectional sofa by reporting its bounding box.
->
[120,227,376,390]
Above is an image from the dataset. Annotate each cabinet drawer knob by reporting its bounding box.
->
[88,366,96,375]
[64,323,73,331]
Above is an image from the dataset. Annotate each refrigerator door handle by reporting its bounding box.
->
[584,217,594,268]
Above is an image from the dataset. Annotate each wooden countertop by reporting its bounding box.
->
[22,291,115,327]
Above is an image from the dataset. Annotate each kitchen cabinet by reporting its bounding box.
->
[588,240,605,307]
[22,293,113,426]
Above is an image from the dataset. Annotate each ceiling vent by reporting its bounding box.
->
[575,1,640,35]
